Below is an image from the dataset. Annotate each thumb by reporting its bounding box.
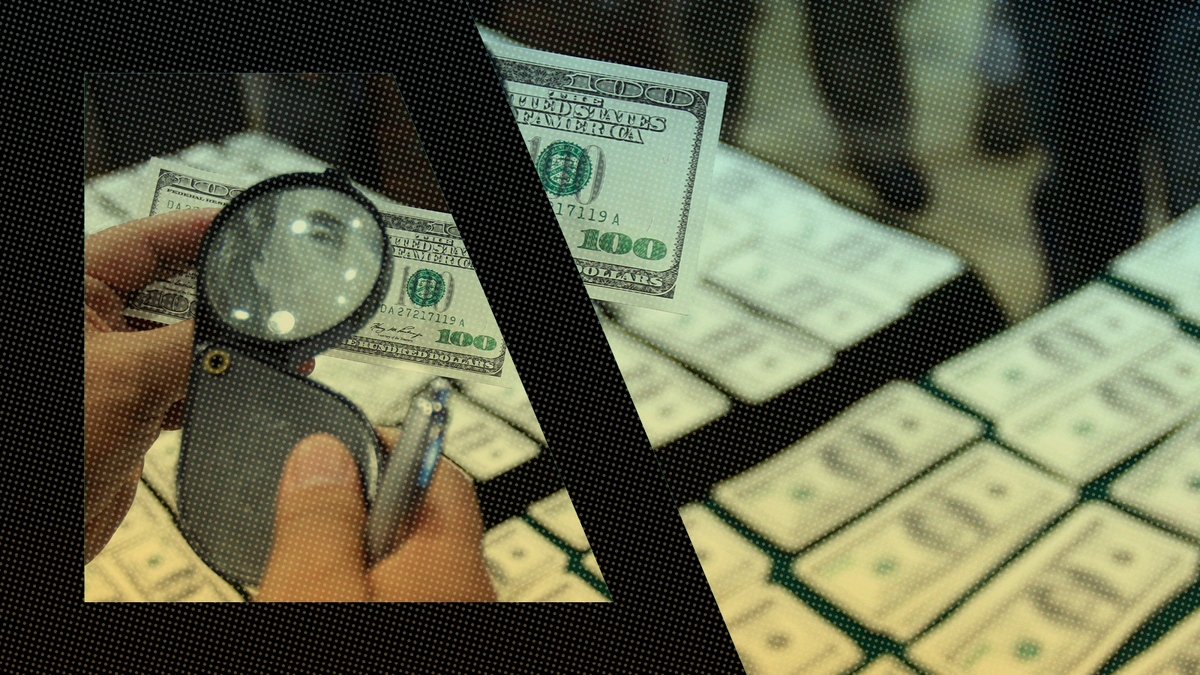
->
[255,434,371,602]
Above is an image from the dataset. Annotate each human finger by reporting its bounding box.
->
[255,434,372,602]
[84,209,218,297]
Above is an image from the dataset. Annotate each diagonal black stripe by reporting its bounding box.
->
[386,3,742,670]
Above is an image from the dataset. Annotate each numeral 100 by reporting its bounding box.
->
[578,229,667,260]
[437,330,498,351]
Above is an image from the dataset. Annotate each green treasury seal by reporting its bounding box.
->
[405,269,446,307]
[536,141,593,197]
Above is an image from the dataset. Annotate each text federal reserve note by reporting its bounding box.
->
[484,38,727,313]
[122,159,516,388]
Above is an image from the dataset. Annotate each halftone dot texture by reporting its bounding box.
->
[52,0,1200,670]
[72,1,742,673]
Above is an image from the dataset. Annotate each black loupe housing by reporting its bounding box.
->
[177,169,393,587]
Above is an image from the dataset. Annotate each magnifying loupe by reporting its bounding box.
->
[177,169,392,587]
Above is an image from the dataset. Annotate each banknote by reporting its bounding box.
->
[720,584,863,675]
[908,501,1199,675]
[931,283,1179,422]
[794,442,1076,641]
[458,366,546,444]
[1110,606,1200,674]
[465,314,731,447]
[527,489,590,551]
[85,482,242,603]
[701,145,962,348]
[483,517,571,601]
[599,317,732,447]
[507,571,610,603]
[582,551,604,581]
[483,37,727,313]
[680,503,774,602]
[856,655,919,675]
[442,392,542,482]
[1110,205,1200,325]
[999,337,1200,483]
[1109,415,1200,540]
[121,158,517,388]
[608,283,834,404]
[712,381,985,552]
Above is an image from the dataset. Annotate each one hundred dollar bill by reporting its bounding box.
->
[85,482,242,603]
[794,442,1076,642]
[600,317,732,447]
[1111,205,1200,325]
[442,392,542,482]
[121,158,517,388]
[507,571,610,603]
[483,517,570,600]
[483,37,727,313]
[712,381,985,552]
[1110,606,1200,674]
[998,337,1200,483]
[857,655,919,675]
[527,489,590,551]
[720,584,863,675]
[458,365,546,444]
[908,501,1199,675]
[701,145,963,348]
[680,503,773,602]
[607,282,834,404]
[931,283,1179,422]
[1109,415,1200,540]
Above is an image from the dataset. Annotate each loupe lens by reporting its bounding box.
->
[205,185,384,341]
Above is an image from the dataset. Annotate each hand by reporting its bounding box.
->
[84,209,219,563]
[255,430,496,602]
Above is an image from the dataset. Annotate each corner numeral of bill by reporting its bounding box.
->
[484,38,727,313]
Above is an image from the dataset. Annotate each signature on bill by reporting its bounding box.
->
[369,323,423,341]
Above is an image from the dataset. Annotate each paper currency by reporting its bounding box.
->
[713,381,984,552]
[507,571,610,603]
[442,392,542,481]
[1111,205,1200,325]
[856,655,919,675]
[582,551,604,581]
[680,503,774,601]
[600,317,732,447]
[607,283,834,404]
[1110,606,1200,674]
[701,145,962,348]
[908,501,1199,675]
[121,158,517,388]
[527,489,590,551]
[458,367,546,444]
[999,337,1200,483]
[483,38,727,312]
[932,283,1180,422]
[483,517,571,600]
[85,482,242,603]
[794,442,1076,641]
[721,584,863,675]
[1109,415,1200,540]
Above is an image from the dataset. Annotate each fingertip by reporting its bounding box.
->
[278,433,361,505]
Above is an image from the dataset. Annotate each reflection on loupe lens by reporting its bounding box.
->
[206,186,383,341]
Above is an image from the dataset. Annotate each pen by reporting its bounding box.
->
[365,378,452,564]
